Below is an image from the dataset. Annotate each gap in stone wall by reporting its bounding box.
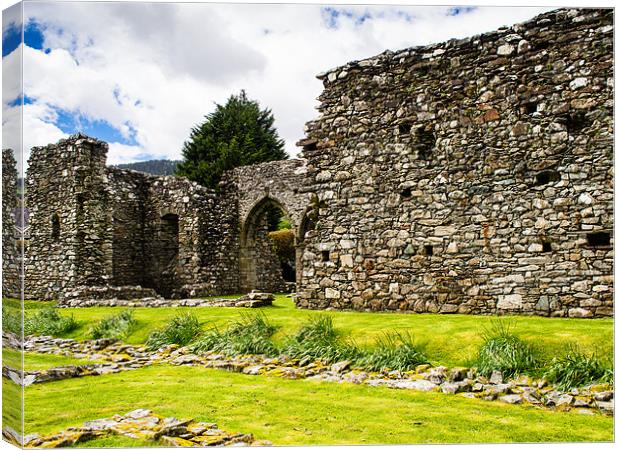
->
[535,170,560,186]
[587,231,611,248]
[51,213,60,241]
[415,127,435,160]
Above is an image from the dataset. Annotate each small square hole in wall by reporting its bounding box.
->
[399,123,412,135]
[524,102,537,115]
[565,111,590,134]
[303,142,317,152]
[535,170,560,186]
[586,231,611,247]
[400,187,412,199]
[424,245,433,256]
[321,250,330,262]
[532,40,549,51]
[542,241,552,252]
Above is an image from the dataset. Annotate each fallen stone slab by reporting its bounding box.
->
[4,409,269,448]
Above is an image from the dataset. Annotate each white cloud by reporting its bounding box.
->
[11,2,554,163]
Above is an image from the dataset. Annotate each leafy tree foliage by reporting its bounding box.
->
[176,90,287,189]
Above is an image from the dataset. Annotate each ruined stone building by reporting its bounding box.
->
[21,135,308,302]
[2,8,613,317]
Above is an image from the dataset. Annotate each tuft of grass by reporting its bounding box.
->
[145,313,201,351]
[191,312,279,357]
[473,320,538,379]
[24,308,79,337]
[283,316,361,364]
[357,332,429,372]
[89,309,137,340]
[2,308,22,334]
[543,346,614,390]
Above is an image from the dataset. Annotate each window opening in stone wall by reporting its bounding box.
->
[535,170,560,186]
[532,40,549,51]
[156,213,180,297]
[51,213,60,241]
[400,187,412,199]
[565,111,590,134]
[524,101,537,115]
[399,122,412,135]
[322,250,330,262]
[303,142,317,152]
[415,127,435,160]
[586,231,611,247]
[300,213,317,242]
[542,241,552,252]
[76,193,85,212]
[424,245,433,256]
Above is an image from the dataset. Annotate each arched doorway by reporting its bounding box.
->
[240,197,296,293]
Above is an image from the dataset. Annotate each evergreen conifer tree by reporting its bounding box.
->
[176,90,287,189]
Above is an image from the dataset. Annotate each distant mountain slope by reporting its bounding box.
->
[113,159,181,176]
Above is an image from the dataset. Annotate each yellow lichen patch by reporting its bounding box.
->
[187,422,216,435]
[589,384,612,393]
[160,436,199,447]
[190,435,228,445]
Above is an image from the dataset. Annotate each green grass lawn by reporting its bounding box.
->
[2,376,23,435]
[2,296,614,446]
[2,348,105,371]
[7,296,613,367]
[20,365,613,445]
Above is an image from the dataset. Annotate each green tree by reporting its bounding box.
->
[176,90,287,189]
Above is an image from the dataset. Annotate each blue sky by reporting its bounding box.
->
[4,20,139,148]
[2,2,554,164]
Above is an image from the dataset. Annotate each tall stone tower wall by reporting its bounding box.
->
[25,135,109,299]
[296,8,614,317]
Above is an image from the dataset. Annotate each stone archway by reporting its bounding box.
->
[240,197,296,293]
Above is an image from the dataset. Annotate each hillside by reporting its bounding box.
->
[113,159,181,176]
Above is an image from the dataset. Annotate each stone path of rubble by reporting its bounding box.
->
[57,292,276,308]
[2,408,269,448]
[2,333,614,416]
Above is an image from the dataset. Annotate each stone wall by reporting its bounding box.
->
[2,149,21,299]
[296,8,614,317]
[25,135,109,299]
